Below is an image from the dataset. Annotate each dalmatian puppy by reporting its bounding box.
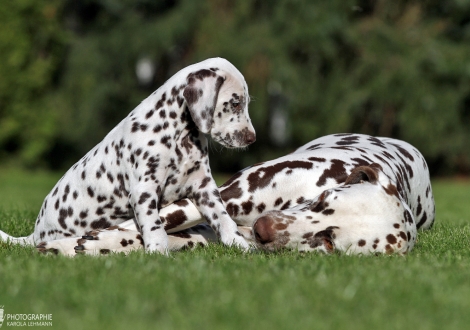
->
[34,133,435,256]
[0,58,256,254]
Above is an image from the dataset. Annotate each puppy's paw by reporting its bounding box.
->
[220,231,251,251]
[36,238,82,257]
[74,229,143,256]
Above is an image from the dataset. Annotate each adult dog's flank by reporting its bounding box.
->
[35,134,434,256]
[0,58,256,254]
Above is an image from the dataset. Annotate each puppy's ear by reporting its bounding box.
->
[183,69,225,133]
[344,163,381,185]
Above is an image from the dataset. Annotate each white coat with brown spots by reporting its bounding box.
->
[32,133,434,256]
[0,58,256,254]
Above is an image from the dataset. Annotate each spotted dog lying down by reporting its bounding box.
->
[0,58,256,254]
[30,133,435,256]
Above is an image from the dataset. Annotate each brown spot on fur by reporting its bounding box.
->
[390,143,415,161]
[136,234,144,246]
[416,196,422,216]
[297,197,305,204]
[404,210,414,224]
[274,223,288,230]
[241,200,254,214]
[306,143,323,150]
[248,161,313,193]
[308,157,326,162]
[198,177,212,189]
[174,199,189,207]
[310,191,330,213]
[322,209,335,215]
[399,231,407,241]
[384,184,400,199]
[317,159,347,187]
[220,181,243,202]
[183,86,202,105]
[226,203,239,217]
[302,232,314,239]
[386,234,397,244]
[417,212,427,228]
[256,203,266,213]
[281,201,291,210]
[336,135,360,145]
[90,218,111,229]
[164,210,188,231]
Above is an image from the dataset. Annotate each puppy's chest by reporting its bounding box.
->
[157,141,206,204]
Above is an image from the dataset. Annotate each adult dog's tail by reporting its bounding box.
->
[0,230,34,246]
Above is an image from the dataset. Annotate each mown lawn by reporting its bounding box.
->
[0,169,470,330]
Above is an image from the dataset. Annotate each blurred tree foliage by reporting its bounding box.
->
[0,0,67,166]
[1,0,470,174]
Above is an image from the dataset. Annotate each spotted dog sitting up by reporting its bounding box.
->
[30,134,434,256]
[0,58,256,254]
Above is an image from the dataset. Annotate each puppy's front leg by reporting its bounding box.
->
[130,185,168,255]
[190,179,250,250]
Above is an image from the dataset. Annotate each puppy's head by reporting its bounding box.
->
[183,58,255,148]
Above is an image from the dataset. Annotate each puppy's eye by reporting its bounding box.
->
[232,101,240,107]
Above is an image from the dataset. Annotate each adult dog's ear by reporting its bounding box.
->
[183,69,225,133]
[344,163,382,185]
[311,226,338,254]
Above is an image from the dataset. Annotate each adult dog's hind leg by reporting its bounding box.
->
[167,224,218,251]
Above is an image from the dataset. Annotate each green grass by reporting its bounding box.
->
[1,169,470,330]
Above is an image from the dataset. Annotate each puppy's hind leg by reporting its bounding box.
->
[75,226,143,256]
[74,223,220,255]
[37,237,86,257]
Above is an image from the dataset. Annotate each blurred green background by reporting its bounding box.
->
[1,0,469,175]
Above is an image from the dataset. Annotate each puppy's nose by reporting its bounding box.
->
[245,130,256,145]
[253,215,275,244]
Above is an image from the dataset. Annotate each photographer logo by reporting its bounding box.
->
[0,306,52,327]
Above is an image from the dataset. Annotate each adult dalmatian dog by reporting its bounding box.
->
[0,57,256,254]
[30,133,435,256]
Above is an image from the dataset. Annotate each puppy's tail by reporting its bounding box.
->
[0,229,34,246]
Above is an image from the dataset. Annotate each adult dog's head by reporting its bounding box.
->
[252,164,417,255]
[183,58,256,148]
